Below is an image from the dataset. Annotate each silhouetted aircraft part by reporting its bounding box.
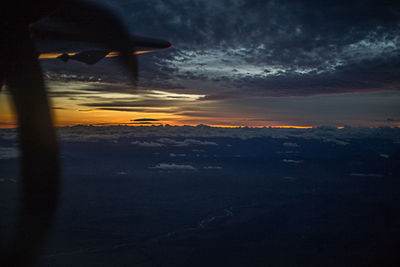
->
[32,24,172,50]
[31,1,139,82]
[57,50,110,65]
[1,0,150,265]
[32,16,171,69]
[39,47,170,65]
[35,33,172,65]
[0,26,60,267]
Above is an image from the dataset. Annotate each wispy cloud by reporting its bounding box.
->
[150,163,197,171]
[157,138,217,146]
[131,141,164,147]
[282,159,303,164]
[203,166,222,170]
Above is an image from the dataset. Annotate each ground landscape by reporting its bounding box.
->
[1,125,400,266]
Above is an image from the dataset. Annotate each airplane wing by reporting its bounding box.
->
[37,36,171,64]
[54,50,110,65]
[32,19,172,65]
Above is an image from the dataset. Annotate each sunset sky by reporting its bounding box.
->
[1,0,399,128]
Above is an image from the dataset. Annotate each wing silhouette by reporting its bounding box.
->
[57,50,111,65]
[36,35,171,65]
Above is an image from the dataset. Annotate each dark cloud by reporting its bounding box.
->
[82,99,182,108]
[130,121,162,125]
[95,107,178,113]
[41,0,400,98]
[132,118,159,121]
[125,0,400,96]
[48,90,93,97]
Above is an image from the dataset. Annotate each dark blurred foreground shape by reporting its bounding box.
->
[0,1,137,265]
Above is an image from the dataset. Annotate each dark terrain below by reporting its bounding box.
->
[1,127,400,266]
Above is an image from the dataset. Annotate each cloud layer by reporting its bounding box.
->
[124,0,400,97]
[41,125,400,145]
[40,0,400,99]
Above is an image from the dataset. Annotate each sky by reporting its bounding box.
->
[1,0,399,128]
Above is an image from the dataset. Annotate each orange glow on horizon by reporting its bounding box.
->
[1,91,395,130]
[2,118,399,130]
[35,122,315,129]
[267,125,313,129]
[2,80,397,130]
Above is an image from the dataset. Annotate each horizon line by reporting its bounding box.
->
[1,123,399,130]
